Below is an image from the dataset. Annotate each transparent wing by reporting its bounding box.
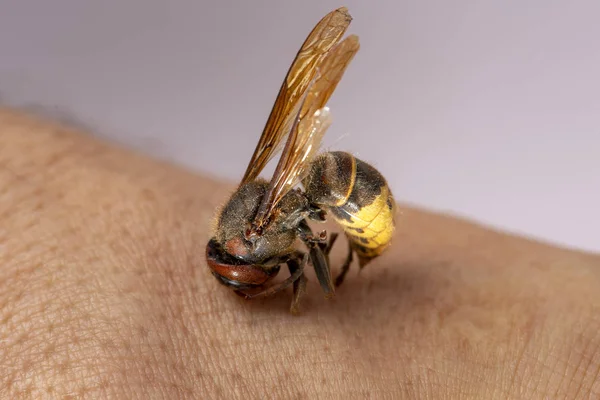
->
[240,7,353,184]
[252,105,333,229]
[301,34,360,120]
[249,33,361,232]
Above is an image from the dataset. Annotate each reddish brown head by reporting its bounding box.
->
[205,238,280,290]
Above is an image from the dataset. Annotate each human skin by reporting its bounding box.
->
[0,107,599,399]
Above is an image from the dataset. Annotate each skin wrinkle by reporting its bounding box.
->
[566,314,591,394]
[581,317,600,397]
[525,315,557,398]
[549,308,593,399]
[541,327,570,398]
[538,306,590,399]
[557,308,598,399]
[585,341,600,397]
[506,305,537,396]
[569,312,600,398]
[0,108,600,398]
[588,366,600,398]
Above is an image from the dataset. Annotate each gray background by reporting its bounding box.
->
[1,0,598,252]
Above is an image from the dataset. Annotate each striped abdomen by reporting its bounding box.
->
[303,151,396,266]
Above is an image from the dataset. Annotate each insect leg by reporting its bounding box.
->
[318,231,338,273]
[320,232,338,255]
[288,253,309,314]
[334,238,354,287]
[297,220,335,298]
[234,254,306,300]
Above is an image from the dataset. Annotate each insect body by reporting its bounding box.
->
[302,151,396,284]
[206,7,395,313]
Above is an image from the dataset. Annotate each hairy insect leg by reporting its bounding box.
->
[298,220,335,299]
[234,254,305,301]
[334,238,354,287]
[318,232,338,274]
[288,253,309,314]
[320,232,338,255]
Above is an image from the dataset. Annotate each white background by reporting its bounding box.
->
[1,0,598,252]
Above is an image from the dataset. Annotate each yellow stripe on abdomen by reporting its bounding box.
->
[303,151,396,267]
[330,184,396,266]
